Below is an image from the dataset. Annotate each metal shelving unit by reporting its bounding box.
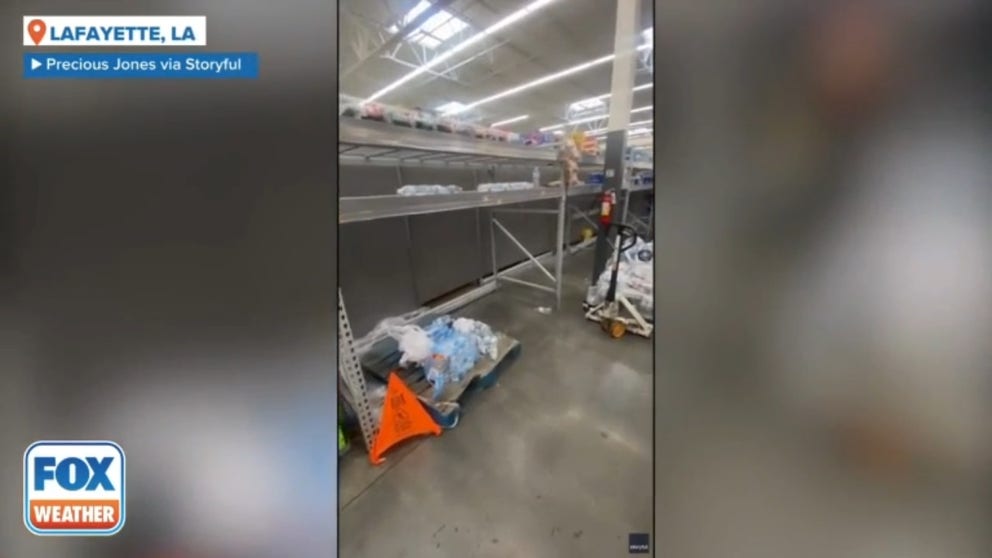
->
[620,181,654,236]
[341,183,601,223]
[338,122,609,458]
[341,184,599,300]
[343,118,574,167]
[338,289,377,454]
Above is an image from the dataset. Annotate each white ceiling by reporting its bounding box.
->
[340,0,654,135]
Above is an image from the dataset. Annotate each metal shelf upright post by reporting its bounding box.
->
[338,288,377,453]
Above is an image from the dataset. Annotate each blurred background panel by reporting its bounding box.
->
[655,1,991,557]
[0,1,337,557]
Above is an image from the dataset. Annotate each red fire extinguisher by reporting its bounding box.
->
[599,191,616,226]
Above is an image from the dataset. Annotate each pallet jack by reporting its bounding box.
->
[584,223,654,339]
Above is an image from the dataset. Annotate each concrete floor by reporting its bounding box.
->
[339,250,653,557]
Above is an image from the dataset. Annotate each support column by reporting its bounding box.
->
[590,0,640,288]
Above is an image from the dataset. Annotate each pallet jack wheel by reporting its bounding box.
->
[608,320,627,339]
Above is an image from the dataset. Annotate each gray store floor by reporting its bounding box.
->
[339,250,653,557]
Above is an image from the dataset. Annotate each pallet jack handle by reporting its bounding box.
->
[605,223,639,303]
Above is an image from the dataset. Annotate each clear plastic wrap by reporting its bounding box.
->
[397,184,464,196]
[452,317,499,360]
[366,313,501,399]
[477,182,534,193]
[393,326,432,366]
[588,242,654,317]
[354,309,431,356]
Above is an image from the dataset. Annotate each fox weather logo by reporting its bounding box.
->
[23,441,126,536]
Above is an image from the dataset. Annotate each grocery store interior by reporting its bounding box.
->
[337,0,654,555]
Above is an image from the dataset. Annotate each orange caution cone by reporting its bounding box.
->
[370,372,441,465]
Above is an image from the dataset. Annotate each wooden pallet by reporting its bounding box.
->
[361,330,521,429]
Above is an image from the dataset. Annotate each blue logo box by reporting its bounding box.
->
[24,52,259,79]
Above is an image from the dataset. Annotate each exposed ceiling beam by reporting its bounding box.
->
[341,0,459,79]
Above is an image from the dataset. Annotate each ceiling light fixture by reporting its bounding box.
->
[444,42,652,115]
[571,82,653,107]
[435,101,468,114]
[491,114,529,127]
[365,0,559,102]
[587,118,654,136]
[538,105,652,132]
[568,98,605,112]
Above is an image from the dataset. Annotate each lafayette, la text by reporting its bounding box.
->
[45,56,244,73]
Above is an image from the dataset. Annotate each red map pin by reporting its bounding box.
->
[27,19,46,45]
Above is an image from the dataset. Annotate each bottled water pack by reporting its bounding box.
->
[396,184,464,196]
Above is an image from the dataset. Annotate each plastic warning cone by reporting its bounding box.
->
[370,372,441,465]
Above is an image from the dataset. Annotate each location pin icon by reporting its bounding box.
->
[27,19,46,45]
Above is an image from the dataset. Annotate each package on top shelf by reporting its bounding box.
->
[339,94,363,118]
[485,128,510,142]
[386,105,417,128]
[523,131,556,146]
[412,109,437,131]
[397,184,464,196]
[472,125,489,140]
[360,101,386,122]
[436,117,457,134]
[453,121,476,137]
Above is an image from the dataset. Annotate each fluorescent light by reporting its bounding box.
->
[571,82,653,107]
[569,98,605,112]
[435,101,467,114]
[539,105,653,132]
[446,53,614,114]
[491,114,529,127]
[445,42,654,115]
[588,119,654,136]
[366,0,558,102]
[628,119,654,127]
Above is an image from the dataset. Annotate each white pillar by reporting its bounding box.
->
[606,0,640,132]
[590,0,641,285]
